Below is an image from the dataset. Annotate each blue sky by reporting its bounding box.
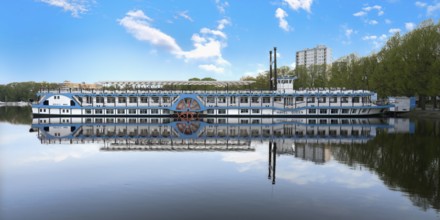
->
[1,0,439,84]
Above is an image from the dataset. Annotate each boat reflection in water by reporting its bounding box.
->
[30,117,412,185]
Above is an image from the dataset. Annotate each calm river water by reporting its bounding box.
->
[1,107,439,220]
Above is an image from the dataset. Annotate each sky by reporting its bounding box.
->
[1,0,439,84]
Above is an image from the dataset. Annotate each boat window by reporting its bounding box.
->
[218,118,226,123]
[240,109,249,113]
[218,109,226,114]
[320,109,327,114]
[129,109,137,114]
[95,109,103,114]
[331,109,338,114]
[352,97,360,103]
[43,100,49,105]
[251,97,259,103]
[162,97,170,103]
[106,109,114,114]
[140,97,148,103]
[207,109,214,114]
[218,96,226,103]
[240,97,248,103]
[329,97,337,103]
[85,109,92,114]
[262,97,271,103]
[118,97,126,103]
[207,96,215,103]
[152,97,159,103]
[274,96,282,102]
[151,109,159,114]
[318,97,326,103]
[352,109,357,113]
[295,97,304,102]
[307,97,315,103]
[308,109,316,114]
[140,109,148,114]
[361,109,368,113]
[96,97,104,103]
[129,97,137,103]
[341,97,349,103]
[107,97,115,103]
[70,100,76,106]
[341,109,349,114]
[117,109,125,114]
[252,109,260,114]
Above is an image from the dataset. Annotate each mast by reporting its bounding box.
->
[274,47,277,91]
[269,51,273,90]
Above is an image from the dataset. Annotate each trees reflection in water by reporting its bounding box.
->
[0,106,32,125]
[332,119,440,211]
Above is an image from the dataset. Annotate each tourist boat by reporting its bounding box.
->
[31,76,392,118]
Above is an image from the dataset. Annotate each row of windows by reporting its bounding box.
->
[83,118,170,124]
[205,96,370,104]
[206,109,261,114]
[82,97,171,104]
[84,109,170,114]
[308,108,369,114]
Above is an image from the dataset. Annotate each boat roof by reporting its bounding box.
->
[98,80,255,87]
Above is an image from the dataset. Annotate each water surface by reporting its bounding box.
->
[1,107,439,220]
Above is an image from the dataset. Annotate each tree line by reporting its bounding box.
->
[241,19,440,109]
[0,81,60,102]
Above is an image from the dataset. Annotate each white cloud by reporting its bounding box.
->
[345,28,353,38]
[415,1,440,16]
[362,35,377,41]
[118,10,182,53]
[119,10,231,73]
[39,0,93,17]
[275,8,291,32]
[368,20,378,25]
[405,22,416,31]
[177,11,193,22]
[427,3,440,15]
[198,64,224,73]
[353,11,367,17]
[388,28,401,34]
[215,0,229,14]
[379,34,387,41]
[354,4,384,17]
[385,19,392,24]
[284,0,313,13]
[200,28,227,39]
[415,1,427,8]
[217,18,230,30]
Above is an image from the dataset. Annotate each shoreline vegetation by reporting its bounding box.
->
[1,20,439,110]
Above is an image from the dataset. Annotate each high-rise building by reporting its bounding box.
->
[296,45,332,68]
